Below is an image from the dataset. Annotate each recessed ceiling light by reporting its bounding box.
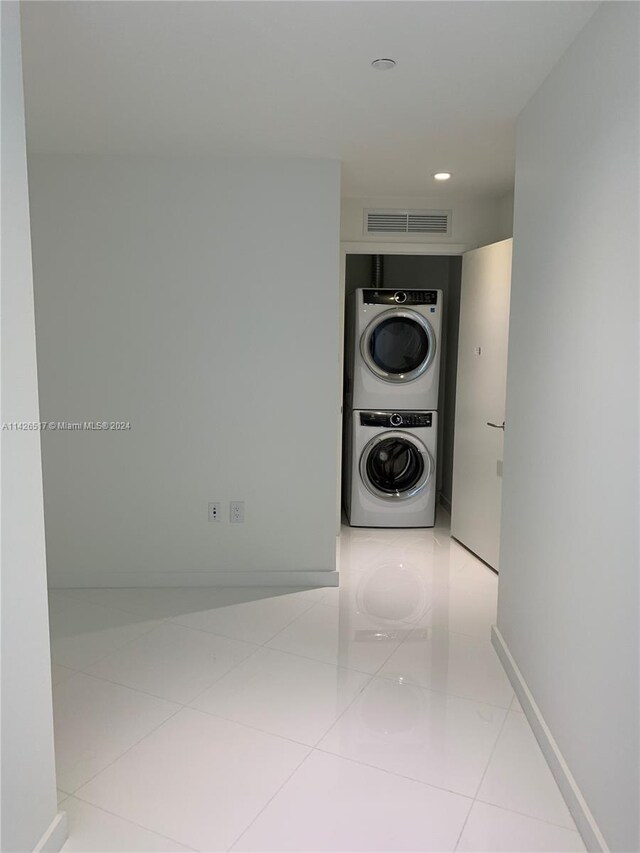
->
[371,58,397,71]
[433,172,452,181]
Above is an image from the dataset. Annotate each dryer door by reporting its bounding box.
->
[361,431,434,500]
[361,309,436,383]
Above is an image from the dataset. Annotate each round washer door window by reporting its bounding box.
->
[361,309,436,382]
[361,432,434,500]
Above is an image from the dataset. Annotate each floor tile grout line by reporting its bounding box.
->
[454,803,585,851]
[473,797,584,833]
[227,741,483,853]
[52,615,167,673]
[62,647,383,753]
[224,748,315,851]
[264,600,422,675]
[233,640,377,674]
[69,731,583,853]
[299,602,425,634]
[51,661,82,674]
[197,641,389,686]
[265,636,412,677]
[333,670,517,715]
[162,618,274,646]
[453,799,476,851]
[258,598,330,647]
[61,794,200,852]
[470,706,511,800]
[178,644,266,708]
[167,599,318,647]
[372,639,514,709]
[308,672,376,750]
[73,673,357,763]
[453,701,512,851]
[75,647,518,723]
[50,662,83,682]
[184,703,340,751]
[311,743,479,802]
[66,703,184,798]
[69,610,400,700]
[373,674,514,711]
[57,668,189,708]
[313,745,477,805]
[65,619,264,681]
[360,622,424,683]
[274,585,498,630]
[56,608,501,684]
[71,656,460,763]
[58,633,517,720]
[127,618,265,648]
[60,639,268,717]
[451,796,476,852]
[66,697,341,815]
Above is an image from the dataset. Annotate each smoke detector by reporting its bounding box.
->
[371,58,397,71]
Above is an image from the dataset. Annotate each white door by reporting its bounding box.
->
[451,239,512,570]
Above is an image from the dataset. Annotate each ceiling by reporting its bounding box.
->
[20,1,598,198]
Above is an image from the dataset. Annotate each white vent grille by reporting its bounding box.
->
[365,209,451,236]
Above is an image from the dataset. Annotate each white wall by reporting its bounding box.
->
[495,192,514,241]
[498,4,639,851]
[0,3,62,850]
[28,155,341,586]
[341,194,505,248]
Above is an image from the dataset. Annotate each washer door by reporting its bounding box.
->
[361,309,436,383]
[360,431,434,500]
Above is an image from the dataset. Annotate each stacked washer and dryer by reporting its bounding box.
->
[343,286,442,527]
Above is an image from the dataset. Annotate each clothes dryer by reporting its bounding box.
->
[345,289,442,411]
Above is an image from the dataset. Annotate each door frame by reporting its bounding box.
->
[336,240,470,531]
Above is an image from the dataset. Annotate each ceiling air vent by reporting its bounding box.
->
[365,209,451,236]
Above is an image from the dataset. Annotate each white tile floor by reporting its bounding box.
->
[51,515,585,852]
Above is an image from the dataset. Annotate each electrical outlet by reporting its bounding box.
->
[208,502,221,522]
[230,501,245,523]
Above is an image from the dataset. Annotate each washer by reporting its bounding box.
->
[344,410,437,528]
[345,288,443,411]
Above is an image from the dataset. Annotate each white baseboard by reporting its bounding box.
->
[491,626,608,853]
[50,569,339,588]
[33,810,67,853]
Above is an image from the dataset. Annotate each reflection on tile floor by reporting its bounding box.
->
[52,513,585,852]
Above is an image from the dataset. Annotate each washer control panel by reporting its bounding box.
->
[360,412,433,428]
[362,289,438,306]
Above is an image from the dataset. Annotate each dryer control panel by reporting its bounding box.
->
[362,289,438,306]
[360,412,433,428]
